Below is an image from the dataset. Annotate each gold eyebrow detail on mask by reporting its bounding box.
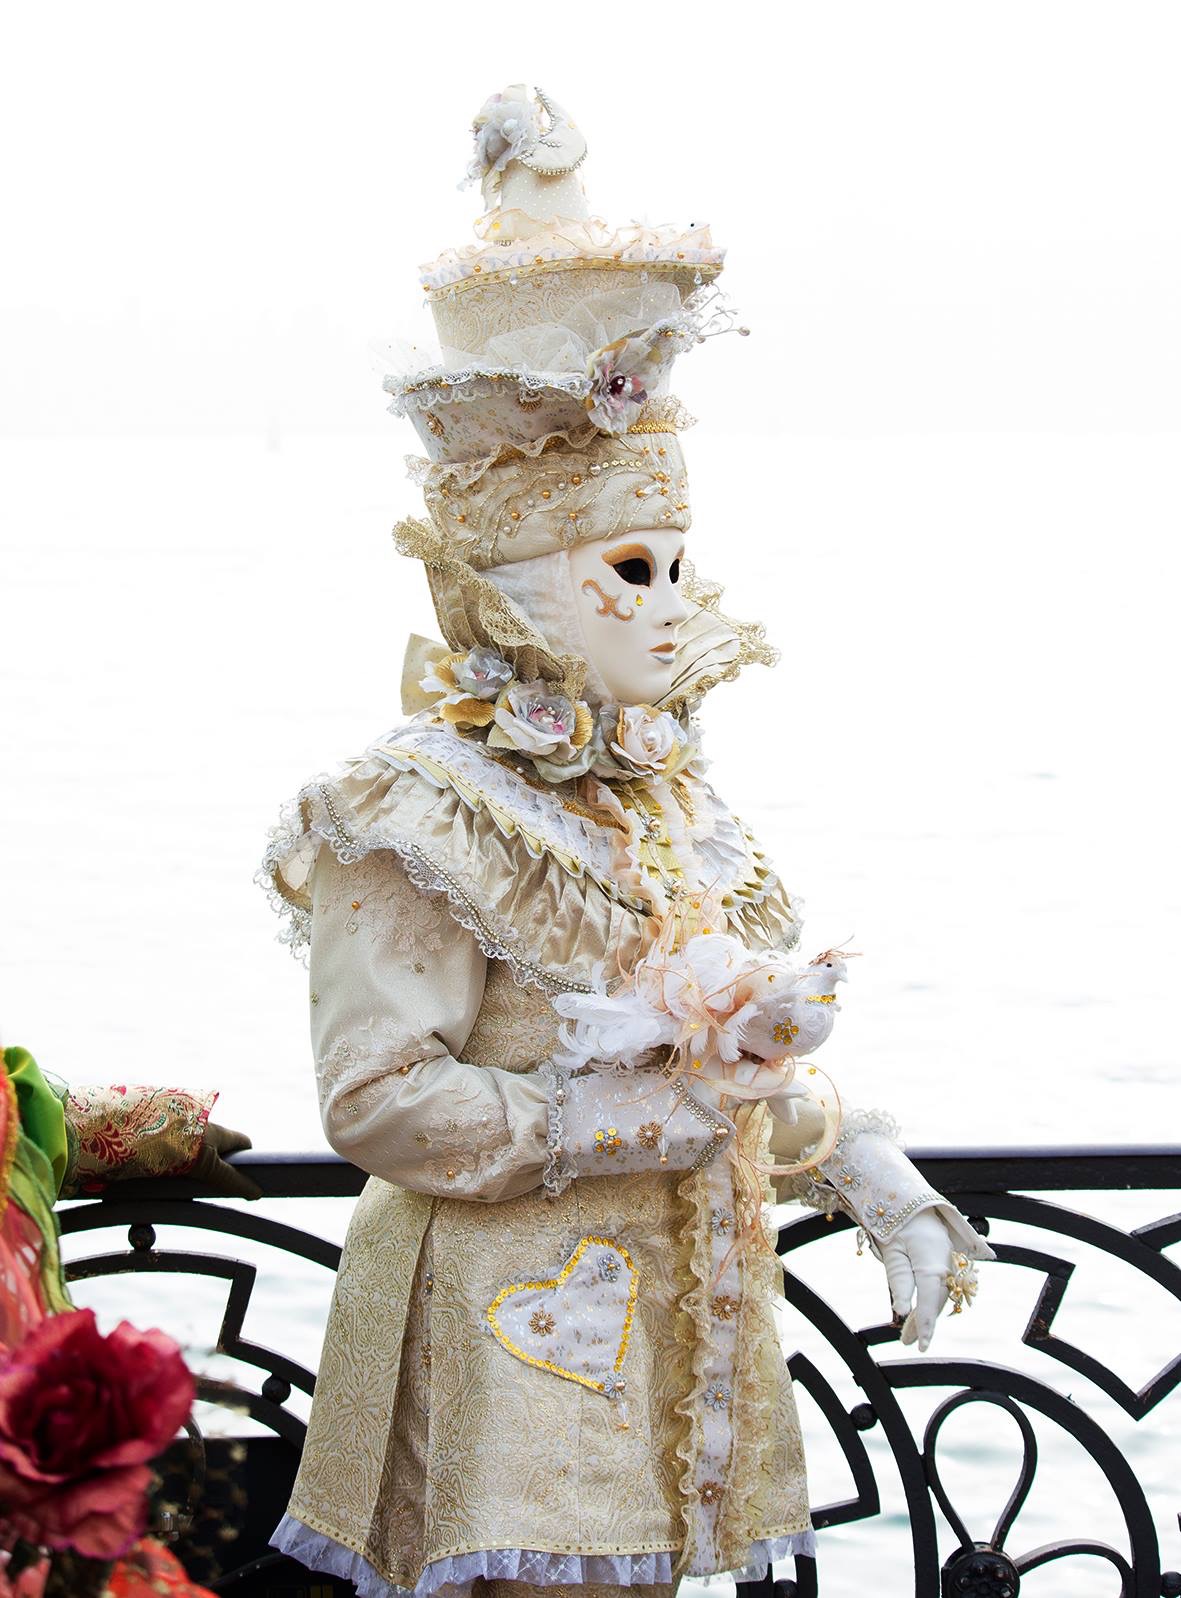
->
[601,542,655,583]
[581,578,634,622]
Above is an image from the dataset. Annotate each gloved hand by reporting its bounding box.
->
[880,1208,969,1351]
[187,1122,262,1200]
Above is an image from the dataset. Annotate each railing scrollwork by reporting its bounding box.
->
[57,1146,1181,1596]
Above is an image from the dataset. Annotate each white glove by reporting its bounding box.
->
[772,1110,994,1348]
[880,1209,966,1351]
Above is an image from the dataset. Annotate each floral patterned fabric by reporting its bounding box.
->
[65,1087,216,1196]
[103,1539,216,1597]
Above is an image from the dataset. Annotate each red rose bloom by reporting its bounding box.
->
[0,1308,195,1560]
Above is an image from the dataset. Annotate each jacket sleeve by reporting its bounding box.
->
[309,846,730,1202]
[309,845,550,1202]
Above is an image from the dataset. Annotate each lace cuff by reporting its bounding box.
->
[543,1066,735,1197]
[817,1126,941,1243]
[791,1109,990,1257]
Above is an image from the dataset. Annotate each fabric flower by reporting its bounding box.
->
[703,1380,732,1411]
[585,319,693,433]
[585,334,656,433]
[462,92,540,189]
[601,1371,627,1402]
[603,704,681,777]
[420,648,513,730]
[451,646,514,701]
[0,1308,195,1560]
[487,681,594,768]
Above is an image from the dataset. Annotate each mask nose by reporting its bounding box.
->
[656,587,690,628]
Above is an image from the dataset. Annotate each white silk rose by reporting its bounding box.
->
[585,334,655,434]
[420,647,514,731]
[585,318,696,434]
[463,92,540,188]
[597,704,681,777]
[452,646,514,700]
[487,681,595,779]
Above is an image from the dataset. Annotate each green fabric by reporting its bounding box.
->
[4,1046,69,1197]
[7,1142,72,1314]
[3,1047,73,1313]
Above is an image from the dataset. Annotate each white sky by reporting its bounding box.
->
[4,1,1179,440]
[2,2,1179,1149]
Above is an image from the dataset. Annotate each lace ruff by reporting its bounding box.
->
[258,722,795,984]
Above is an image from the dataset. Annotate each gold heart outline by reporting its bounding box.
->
[486,1234,639,1395]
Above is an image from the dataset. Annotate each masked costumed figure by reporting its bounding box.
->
[260,85,993,1598]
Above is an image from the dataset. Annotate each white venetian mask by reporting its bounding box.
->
[566,527,689,706]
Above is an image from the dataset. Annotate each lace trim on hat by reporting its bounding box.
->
[405,422,602,493]
[386,363,590,416]
[395,515,588,698]
[420,214,725,294]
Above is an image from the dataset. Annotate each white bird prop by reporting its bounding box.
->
[737,948,848,1063]
[551,933,851,1083]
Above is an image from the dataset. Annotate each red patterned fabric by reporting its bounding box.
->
[104,1540,217,1596]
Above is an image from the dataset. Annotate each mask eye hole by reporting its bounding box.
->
[669,557,681,584]
[603,546,654,587]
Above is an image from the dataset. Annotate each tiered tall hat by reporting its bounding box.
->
[385,84,737,468]
[387,86,774,715]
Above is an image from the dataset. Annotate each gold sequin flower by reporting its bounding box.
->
[636,1120,663,1151]
[700,1480,724,1506]
[529,1310,557,1337]
[772,1017,800,1046]
[711,1294,741,1322]
[593,1126,625,1156]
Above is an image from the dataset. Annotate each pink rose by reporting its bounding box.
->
[0,1309,195,1560]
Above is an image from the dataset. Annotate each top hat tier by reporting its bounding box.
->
[385,84,726,464]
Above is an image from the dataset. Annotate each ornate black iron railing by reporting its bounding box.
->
[58,1148,1181,1598]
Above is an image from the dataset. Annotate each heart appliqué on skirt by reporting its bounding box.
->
[486,1234,638,1400]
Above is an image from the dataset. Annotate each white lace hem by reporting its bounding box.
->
[272,1515,816,1596]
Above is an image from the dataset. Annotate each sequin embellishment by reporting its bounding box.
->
[486,1235,638,1399]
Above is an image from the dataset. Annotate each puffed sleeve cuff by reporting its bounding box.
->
[792,1110,992,1258]
[543,1064,736,1197]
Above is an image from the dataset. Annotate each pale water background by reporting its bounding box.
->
[3,3,1181,1590]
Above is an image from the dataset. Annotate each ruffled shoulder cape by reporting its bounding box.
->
[259,722,798,992]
